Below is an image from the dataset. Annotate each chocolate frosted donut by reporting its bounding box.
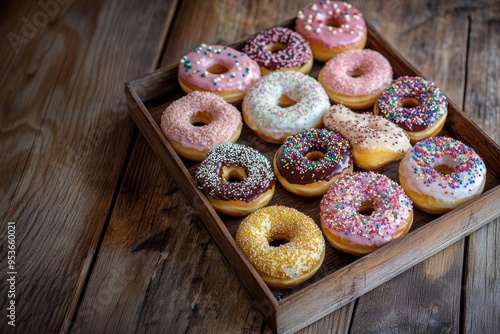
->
[196,143,275,216]
[273,128,353,197]
[243,26,313,75]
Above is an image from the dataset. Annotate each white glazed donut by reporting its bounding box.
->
[399,136,487,214]
[242,71,330,143]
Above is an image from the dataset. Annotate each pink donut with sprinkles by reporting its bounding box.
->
[273,128,353,197]
[178,43,261,105]
[375,76,448,143]
[243,26,314,75]
[399,136,486,214]
[161,91,242,161]
[295,0,367,61]
[319,49,393,109]
[320,171,414,256]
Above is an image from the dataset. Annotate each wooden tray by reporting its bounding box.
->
[125,19,500,334]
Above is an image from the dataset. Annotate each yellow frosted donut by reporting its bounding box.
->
[235,206,325,289]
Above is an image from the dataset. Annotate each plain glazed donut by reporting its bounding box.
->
[243,26,314,75]
[399,136,487,214]
[374,76,448,144]
[242,71,330,143]
[323,104,411,171]
[320,171,414,256]
[295,0,367,61]
[178,44,261,105]
[195,143,275,217]
[273,128,353,197]
[318,49,393,109]
[236,206,325,289]
[161,91,242,161]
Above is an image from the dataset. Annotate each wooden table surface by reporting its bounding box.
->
[1,0,499,333]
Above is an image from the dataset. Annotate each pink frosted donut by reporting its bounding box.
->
[243,26,313,75]
[161,91,242,161]
[320,171,414,256]
[178,44,261,105]
[295,1,367,61]
[319,49,393,109]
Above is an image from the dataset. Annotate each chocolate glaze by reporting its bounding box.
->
[196,143,276,203]
[276,145,352,185]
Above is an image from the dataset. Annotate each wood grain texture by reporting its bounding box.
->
[0,0,177,332]
[1,0,498,333]
[463,3,500,333]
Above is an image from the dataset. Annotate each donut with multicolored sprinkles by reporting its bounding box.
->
[178,44,261,105]
[295,0,367,61]
[243,26,313,75]
[242,71,330,144]
[399,136,486,214]
[374,76,448,143]
[196,143,275,217]
[273,128,353,197]
[320,171,414,256]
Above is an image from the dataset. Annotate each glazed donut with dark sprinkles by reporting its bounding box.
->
[196,143,275,203]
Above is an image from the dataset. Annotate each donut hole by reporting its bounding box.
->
[325,17,344,28]
[269,234,290,247]
[434,164,455,175]
[207,64,229,75]
[221,165,247,183]
[358,201,375,216]
[401,97,420,108]
[190,111,213,127]
[266,42,287,53]
[348,68,363,78]
[305,150,325,161]
[278,94,297,108]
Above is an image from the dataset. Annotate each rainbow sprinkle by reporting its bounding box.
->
[377,76,448,130]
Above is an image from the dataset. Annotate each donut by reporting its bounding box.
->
[273,128,353,197]
[399,136,487,214]
[318,49,393,109]
[320,171,414,256]
[242,71,330,144]
[178,43,261,105]
[160,91,242,161]
[195,143,275,216]
[374,76,448,144]
[243,26,314,75]
[235,206,325,289]
[295,0,367,61]
[323,104,411,171]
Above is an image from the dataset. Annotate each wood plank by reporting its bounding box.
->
[0,0,177,332]
[73,0,360,332]
[349,0,472,332]
[463,4,500,333]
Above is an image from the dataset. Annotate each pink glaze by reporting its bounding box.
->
[295,1,366,49]
[160,91,242,152]
[320,49,393,96]
[178,44,261,93]
[320,172,413,248]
